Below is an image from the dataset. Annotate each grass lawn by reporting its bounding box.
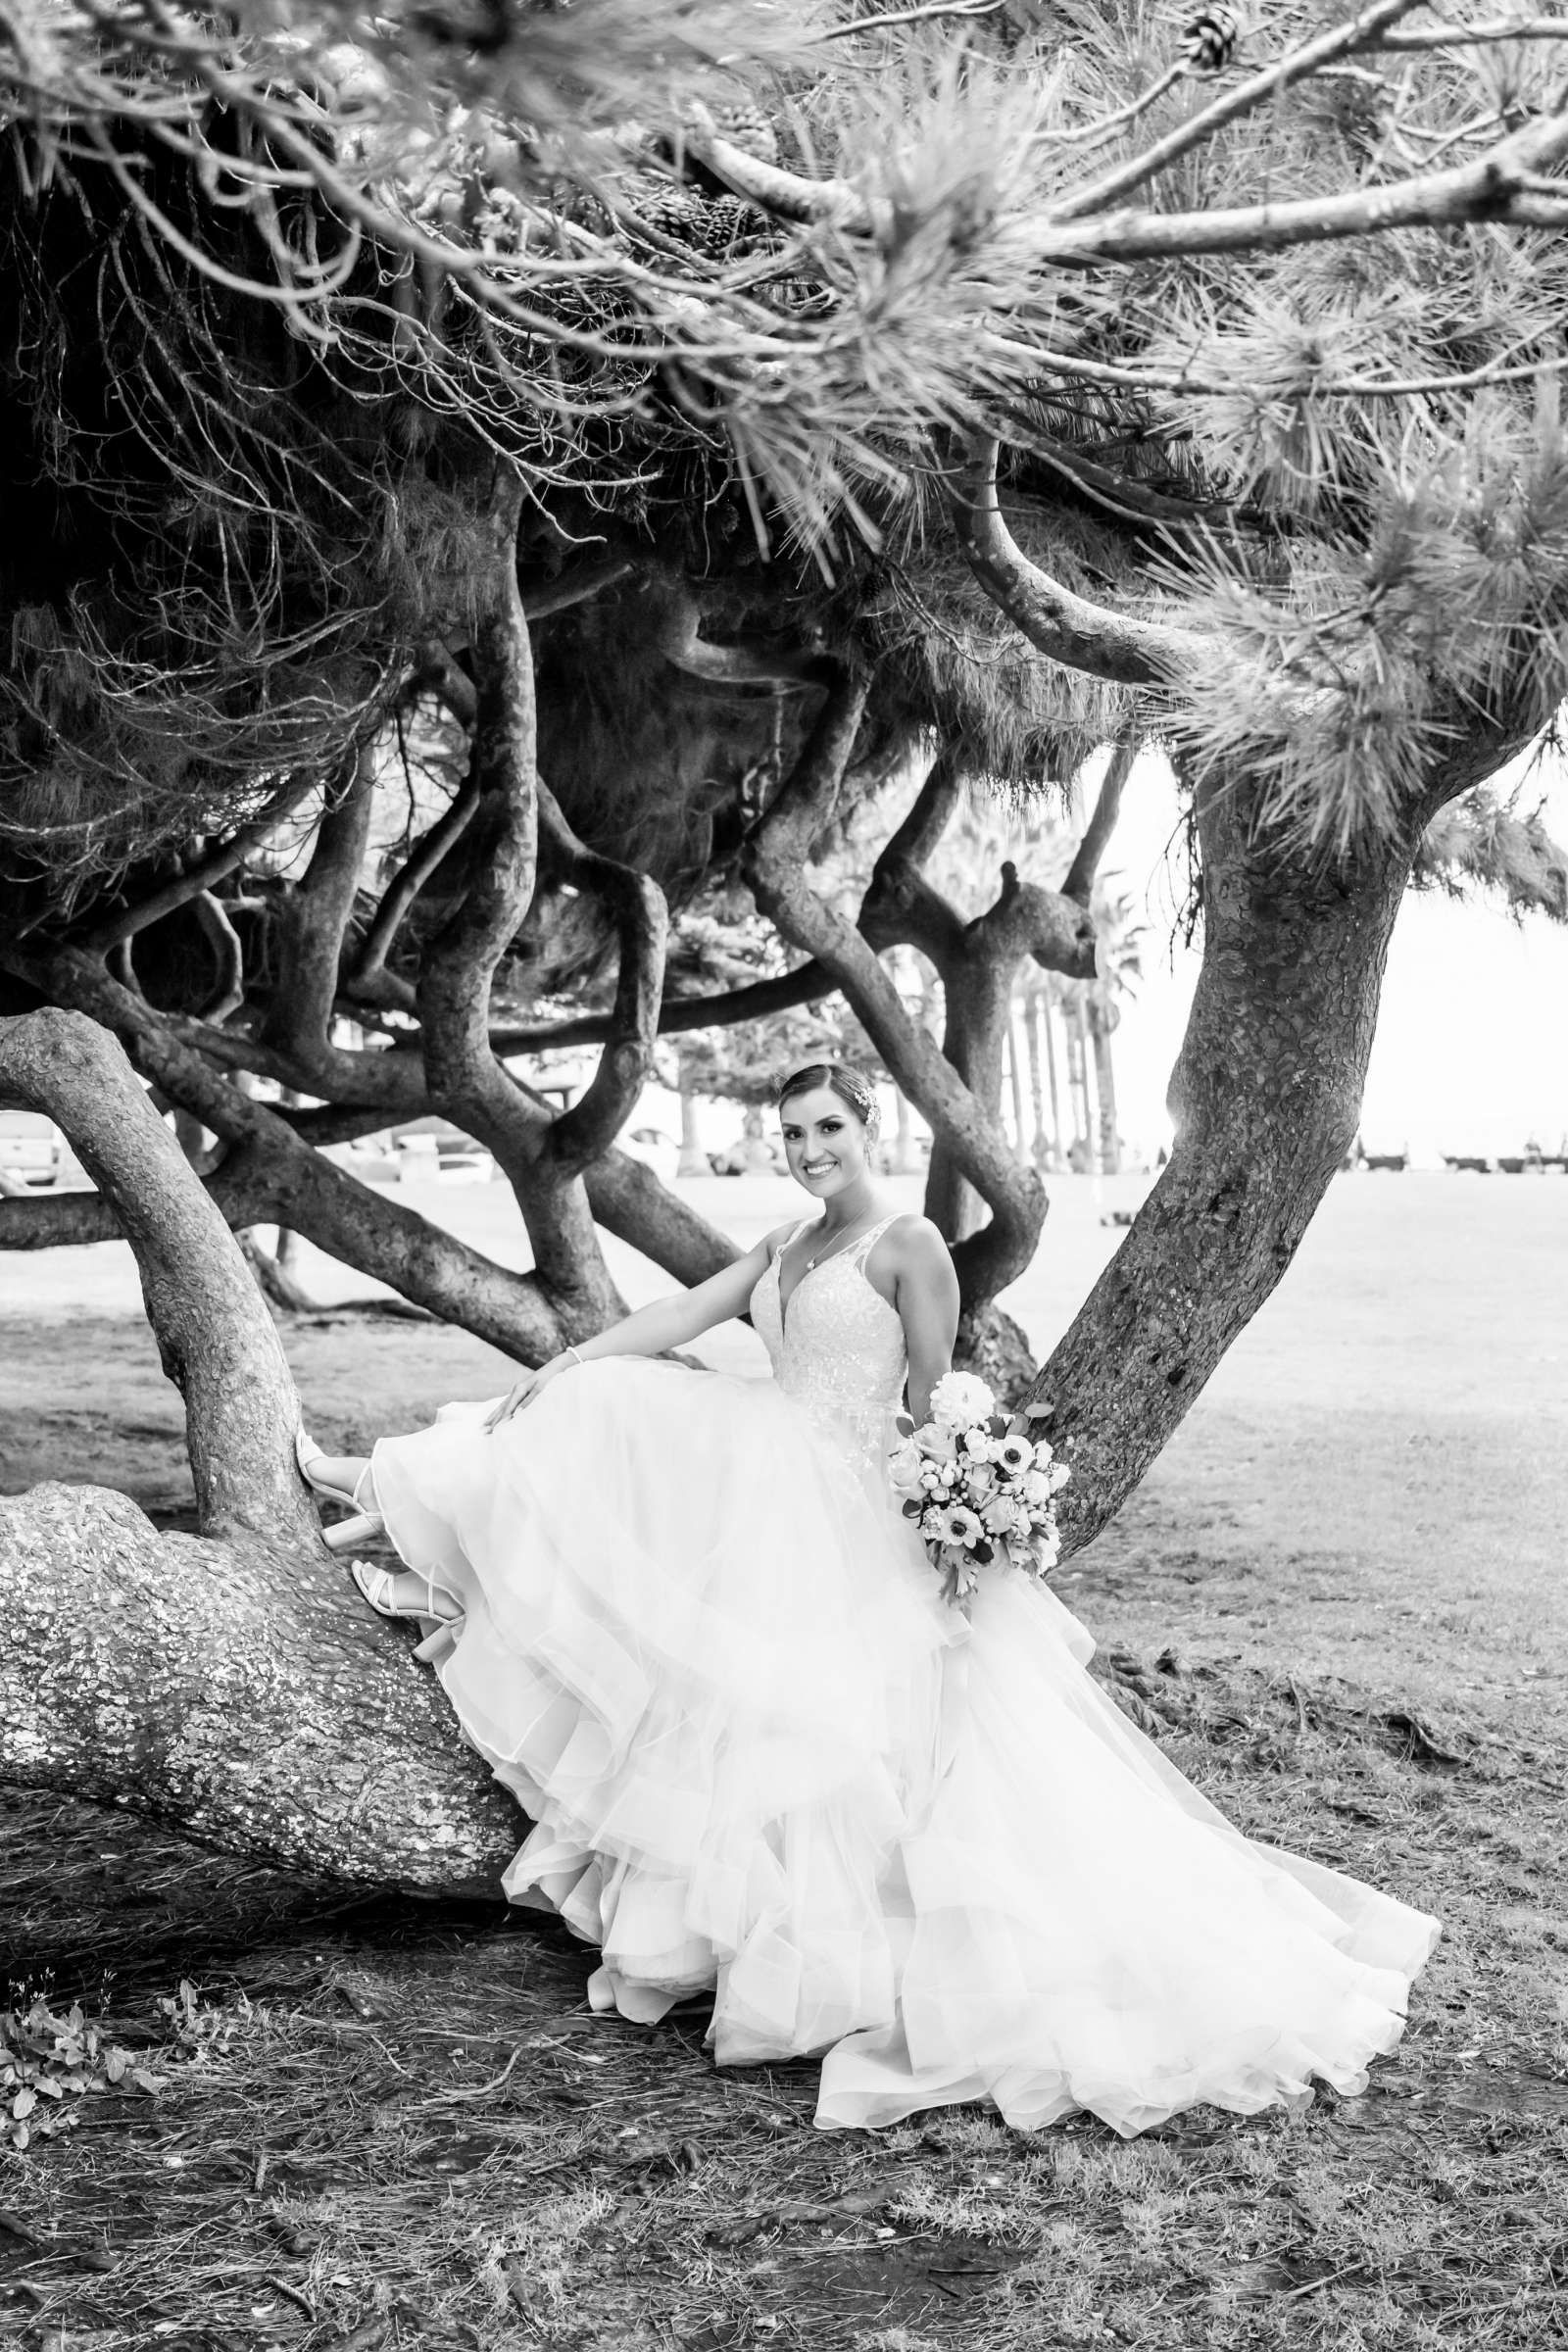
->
[1,1169,1565,2348]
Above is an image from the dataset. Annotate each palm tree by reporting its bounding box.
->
[1082,881,1149,1174]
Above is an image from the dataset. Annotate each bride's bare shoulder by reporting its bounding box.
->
[760,1217,806,1261]
[876,1213,955,1275]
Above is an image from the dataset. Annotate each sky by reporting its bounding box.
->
[1093,747,1568,1167]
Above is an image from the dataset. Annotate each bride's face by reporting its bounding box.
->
[779,1085,869,1199]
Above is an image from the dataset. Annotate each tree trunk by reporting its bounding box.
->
[891,1083,918,1175]
[0,1007,522,1892]
[0,1008,316,1546]
[1006,1001,1027,1155]
[1032,777,1416,1556]
[1088,997,1121,1175]
[1067,993,1094,1171]
[0,1484,517,1895]
[676,1068,709,1179]
[1040,993,1062,1170]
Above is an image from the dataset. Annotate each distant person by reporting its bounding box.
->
[715,1103,782,1175]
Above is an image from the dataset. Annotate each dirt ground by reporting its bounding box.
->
[2,1169,1566,2348]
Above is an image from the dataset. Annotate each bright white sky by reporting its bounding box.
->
[1093,746,1568,1166]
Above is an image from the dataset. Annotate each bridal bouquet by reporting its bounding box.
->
[888,1371,1070,1607]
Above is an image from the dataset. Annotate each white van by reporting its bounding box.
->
[0,1111,62,1189]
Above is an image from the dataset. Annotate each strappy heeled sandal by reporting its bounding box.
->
[349,1559,463,1626]
[297,1428,386,1549]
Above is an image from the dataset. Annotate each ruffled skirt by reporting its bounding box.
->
[370,1358,1439,2134]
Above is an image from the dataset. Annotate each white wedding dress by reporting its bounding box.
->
[368,1214,1440,2134]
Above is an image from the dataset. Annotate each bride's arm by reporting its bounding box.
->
[887,1218,961,1426]
[572,1239,776,1360]
[487,1231,785,1425]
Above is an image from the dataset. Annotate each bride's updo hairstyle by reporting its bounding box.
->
[775,1062,881,1142]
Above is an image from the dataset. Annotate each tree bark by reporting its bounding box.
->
[1033,775,1417,1555]
[675,1065,709,1179]
[0,1483,517,1895]
[0,1007,523,1890]
[0,1008,316,1546]
[1088,997,1121,1175]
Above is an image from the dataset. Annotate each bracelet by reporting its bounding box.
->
[564,1345,583,1366]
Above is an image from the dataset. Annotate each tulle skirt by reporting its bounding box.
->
[370,1358,1440,2135]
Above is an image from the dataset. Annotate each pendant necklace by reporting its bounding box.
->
[802,1205,877,1273]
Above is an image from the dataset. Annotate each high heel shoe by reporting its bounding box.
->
[349,1559,463,1626]
[297,1427,386,1547]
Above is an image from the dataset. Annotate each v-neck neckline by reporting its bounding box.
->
[774,1214,888,1339]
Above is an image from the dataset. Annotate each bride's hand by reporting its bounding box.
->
[485,1353,574,1431]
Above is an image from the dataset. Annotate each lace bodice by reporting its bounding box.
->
[750,1215,907,1476]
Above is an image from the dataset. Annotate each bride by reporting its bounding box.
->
[298,1061,1439,2135]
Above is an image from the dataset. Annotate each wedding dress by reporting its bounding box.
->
[368,1214,1440,2134]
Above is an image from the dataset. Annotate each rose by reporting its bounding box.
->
[981,1495,1017,1536]
[928,1371,997,1433]
[888,1438,923,1490]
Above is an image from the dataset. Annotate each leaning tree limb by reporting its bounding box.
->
[742,678,1053,1312]
[0,1009,519,1891]
[6,946,571,1360]
[1034,769,1420,1556]
[0,1005,313,1546]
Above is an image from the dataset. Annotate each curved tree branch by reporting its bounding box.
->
[952,439,1201,686]
[2,947,568,1360]
[190,887,246,1022]
[656,588,839,691]
[1061,728,1141,905]
[682,108,873,234]
[742,677,1048,1305]
[349,779,478,1011]
[261,741,377,1080]
[487,957,836,1055]
[522,555,635,619]
[537,784,669,1176]
[76,799,306,955]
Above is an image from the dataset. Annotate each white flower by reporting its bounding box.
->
[1031,1438,1057,1470]
[958,1425,997,1462]
[1048,1460,1072,1494]
[1020,1469,1052,1506]
[888,1438,923,1489]
[980,1495,1015,1536]
[996,1434,1034,1476]
[939,1504,985,1547]
[918,1465,943,1492]
[929,1372,997,1432]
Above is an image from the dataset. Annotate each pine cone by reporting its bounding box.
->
[704,98,781,168]
[1180,4,1239,74]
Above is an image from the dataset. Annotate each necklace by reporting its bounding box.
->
[800,1206,879,1273]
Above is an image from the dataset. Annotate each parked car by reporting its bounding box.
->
[618,1125,681,1185]
[0,1111,61,1190]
